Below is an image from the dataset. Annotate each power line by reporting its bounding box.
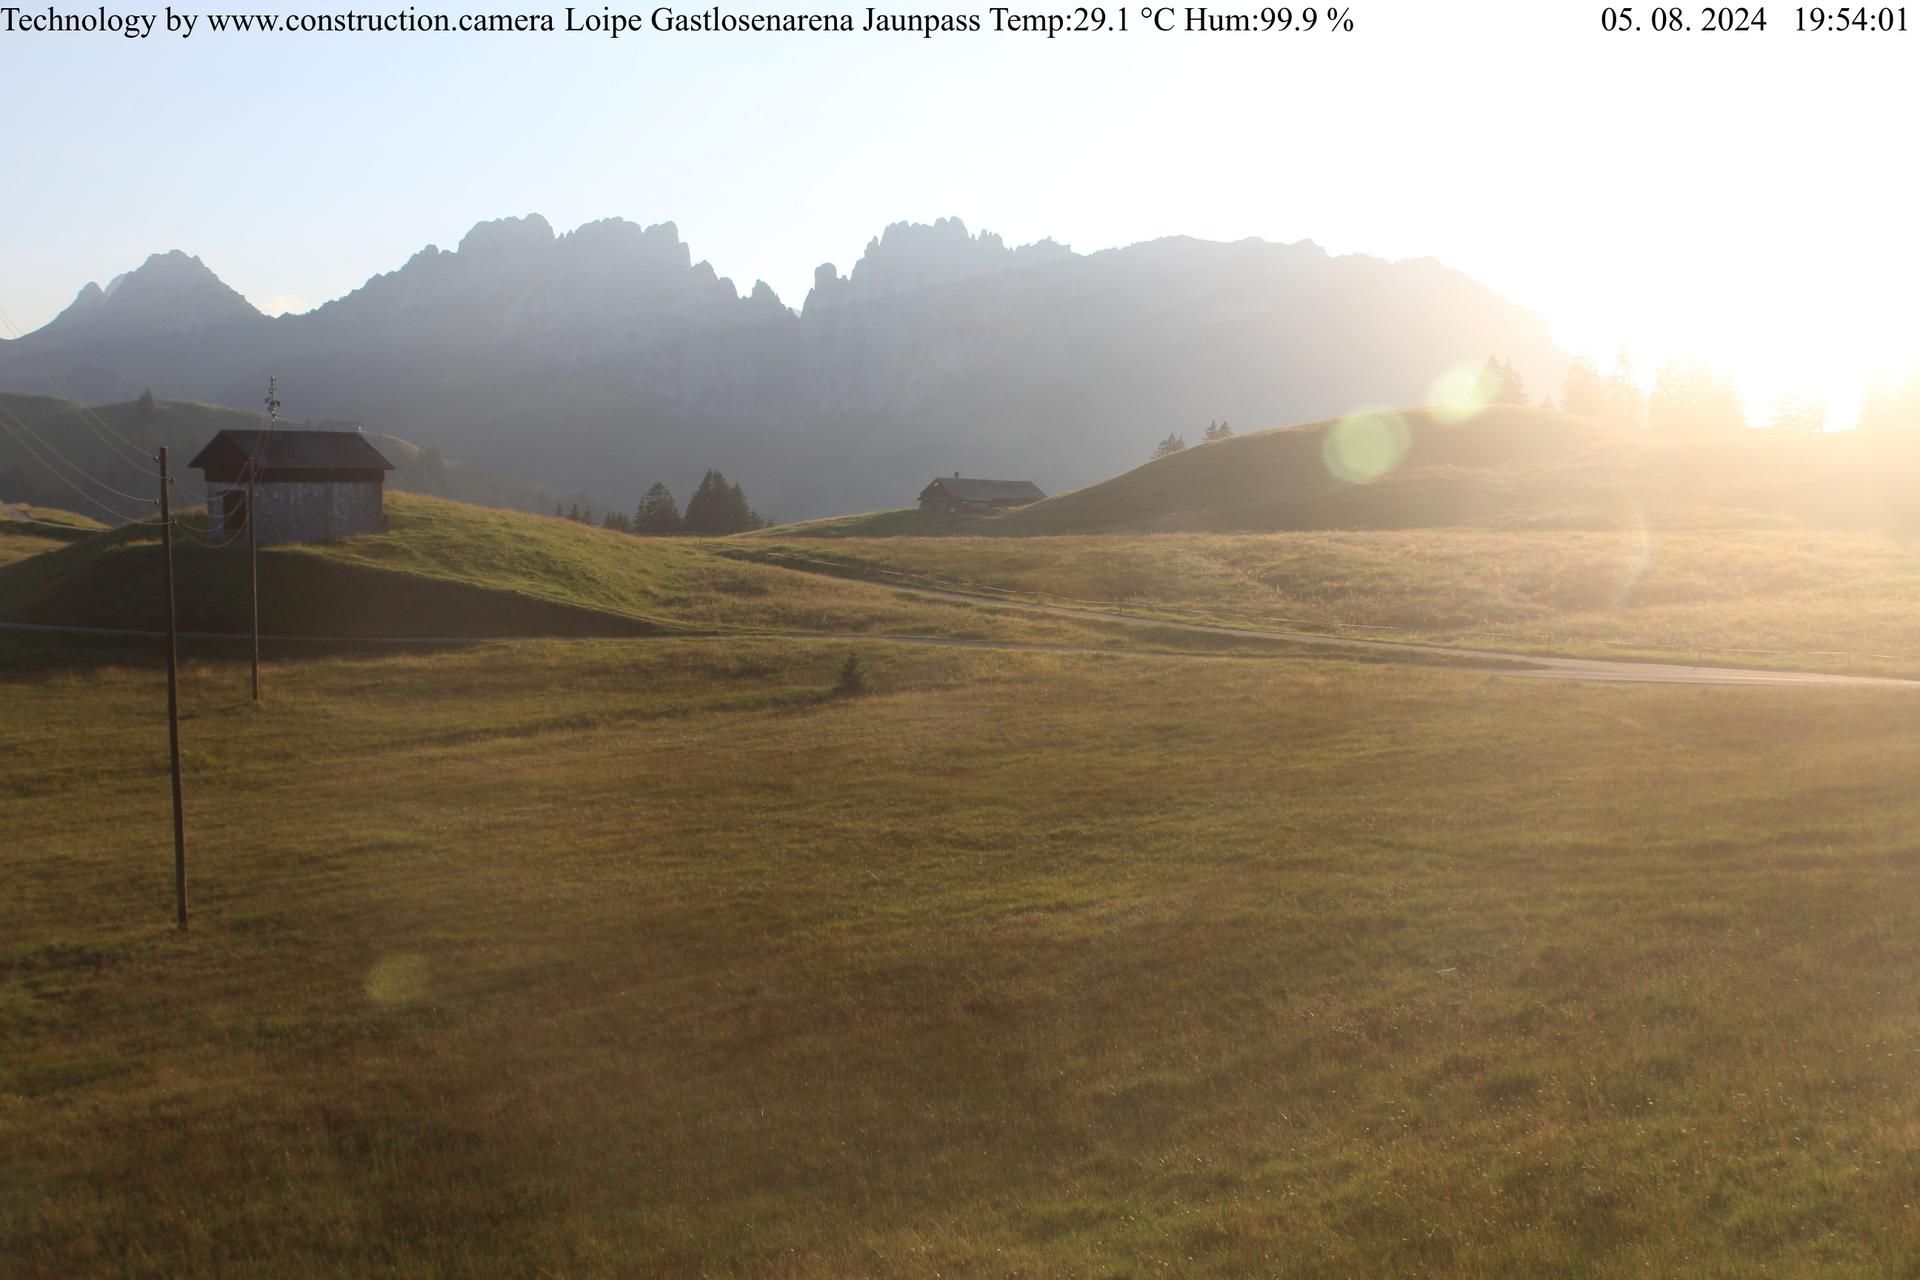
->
[170,519,242,550]
[195,448,266,548]
[0,300,168,474]
[0,411,161,525]
[2,387,159,483]
[31,371,162,475]
[0,403,163,504]
[70,398,162,473]
[0,419,158,525]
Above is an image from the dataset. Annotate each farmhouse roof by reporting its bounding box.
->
[188,429,394,473]
[923,477,1045,502]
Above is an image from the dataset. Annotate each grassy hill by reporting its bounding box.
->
[0,502,105,567]
[0,492,1149,646]
[740,410,1920,675]
[0,392,559,519]
[779,407,1920,537]
[0,502,102,533]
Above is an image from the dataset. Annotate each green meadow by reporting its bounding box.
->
[0,504,104,569]
[6,632,1920,1277]
[741,526,1920,675]
[744,408,1920,675]
[0,493,1134,650]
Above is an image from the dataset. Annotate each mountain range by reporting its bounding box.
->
[0,215,1566,519]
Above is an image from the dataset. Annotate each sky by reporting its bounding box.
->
[5,0,1917,423]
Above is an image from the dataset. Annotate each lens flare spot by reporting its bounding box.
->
[1323,409,1411,484]
[365,954,431,1006]
[1426,361,1497,425]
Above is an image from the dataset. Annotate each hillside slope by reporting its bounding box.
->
[786,408,1920,536]
[0,495,666,638]
[0,492,1124,643]
[0,392,558,521]
[0,501,103,567]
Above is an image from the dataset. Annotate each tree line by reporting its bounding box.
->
[1140,350,1877,462]
[1152,419,1234,460]
[1559,352,1830,434]
[556,468,767,535]
[1483,351,1841,435]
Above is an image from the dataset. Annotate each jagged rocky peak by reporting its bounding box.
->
[807,218,1075,311]
[61,280,108,315]
[455,212,556,259]
[298,215,772,331]
[747,280,786,312]
[48,249,260,336]
[560,217,691,273]
[802,262,849,318]
[850,217,1001,294]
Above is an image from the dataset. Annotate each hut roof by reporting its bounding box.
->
[921,477,1045,503]
[188,430,394,474]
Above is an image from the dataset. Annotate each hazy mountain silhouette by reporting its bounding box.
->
[0,215,1565,518]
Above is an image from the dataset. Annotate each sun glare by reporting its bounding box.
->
[1323,408,1411,484]
[1426,361,1497,426]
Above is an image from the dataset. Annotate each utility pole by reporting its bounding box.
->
[249,376,278,703]
[158,447,188,929]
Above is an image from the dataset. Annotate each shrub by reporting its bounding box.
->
[834,653,868,697]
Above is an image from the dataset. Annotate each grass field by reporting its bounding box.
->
[0,504,104,568]
[739,527,1920,675]
[0,493,1157,651]
[7,634,1920,1276]
[15,423,1920,675]
[739,409,1920,676]
[0,534,75,569]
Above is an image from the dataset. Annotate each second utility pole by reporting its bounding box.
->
[250,376,278,703]
[159,447,188,929]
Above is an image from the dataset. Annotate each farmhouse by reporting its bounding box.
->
[918,474,1045,514]
[189,429,394,545]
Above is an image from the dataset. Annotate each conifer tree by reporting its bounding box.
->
[1649,359,1746,433]
[635,481,682,534]
[1486,356,1527,405]
[1604,349,1646,427]
[684,470,761,534]
[1560,357,1607,418]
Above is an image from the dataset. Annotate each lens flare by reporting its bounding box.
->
[365,954,431,1005]
[1426,361,1497,425]
[1322,408,1411,484]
